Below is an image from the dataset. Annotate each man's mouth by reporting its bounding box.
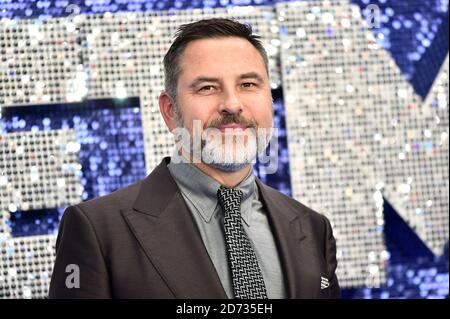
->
[216,124,250,132]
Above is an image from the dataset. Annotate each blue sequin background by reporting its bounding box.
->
[0,0,448,299]
[0,97,146,237]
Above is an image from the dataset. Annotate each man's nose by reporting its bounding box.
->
[218,90,243,115]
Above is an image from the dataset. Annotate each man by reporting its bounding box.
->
[49,18,340,299]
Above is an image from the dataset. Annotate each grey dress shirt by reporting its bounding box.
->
[168,160,287,299]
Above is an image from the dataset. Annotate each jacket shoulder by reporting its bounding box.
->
[75,179,142,217]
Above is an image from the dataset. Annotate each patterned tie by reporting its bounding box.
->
[217,185,268,299]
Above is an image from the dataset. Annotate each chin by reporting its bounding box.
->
[206,161,251,172]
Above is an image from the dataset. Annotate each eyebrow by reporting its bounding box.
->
[189,72,265,89]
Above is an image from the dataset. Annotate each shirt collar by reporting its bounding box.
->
[167,155,257,225]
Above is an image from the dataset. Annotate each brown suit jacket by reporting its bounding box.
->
[49,157,340,298]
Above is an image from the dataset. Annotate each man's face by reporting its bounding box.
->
[171,36,274,171]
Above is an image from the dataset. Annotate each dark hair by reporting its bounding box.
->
[163,18,269,101]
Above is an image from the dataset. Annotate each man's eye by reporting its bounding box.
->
[199,85,215,92]
[241,82,257,88]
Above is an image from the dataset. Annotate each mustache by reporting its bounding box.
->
[205,114,258,130]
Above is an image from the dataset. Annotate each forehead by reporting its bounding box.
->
[178,37,267,78]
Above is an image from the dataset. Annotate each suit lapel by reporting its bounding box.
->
[256,178,322,299]
[122,158,227,298]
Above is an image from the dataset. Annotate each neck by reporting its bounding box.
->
[179,149,252,188]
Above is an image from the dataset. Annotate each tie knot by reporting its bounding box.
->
[217,186,243,210]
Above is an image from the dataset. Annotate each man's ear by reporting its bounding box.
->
[159,91,177,132]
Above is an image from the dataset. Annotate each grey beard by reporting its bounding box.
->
[206,161,251,172]
[173,104,261,172]
[200,138,254,172]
